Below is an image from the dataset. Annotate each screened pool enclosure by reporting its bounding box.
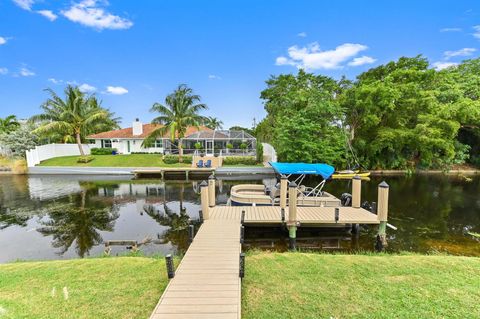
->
[165,130,257,156]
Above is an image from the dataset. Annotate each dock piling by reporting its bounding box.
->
[208,175,216,207]
[288,182,298,250]
[240,225,245,244]
[376,181,390,251]
[200,181,209,219]
[239,253,245,278]
[352,175,362,208]
[188,224,194,243]
[198,210,203,223]
[335,207,339,223]
[165,254,175,279]
[280,175,288,209]
[241,209,245,224]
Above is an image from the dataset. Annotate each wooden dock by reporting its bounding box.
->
[210,206,379,225]
[133,167,214,179]
[150,219,242,319]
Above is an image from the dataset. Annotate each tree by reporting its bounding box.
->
[30,85,120,155]
[205,116,223,130]
[143,84,207,162]
[0,115,20,134]
[259,70,346,165]
[0,124,38,157]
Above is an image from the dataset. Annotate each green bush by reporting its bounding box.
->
[240,143,247,150]
[194,142,202,150]
[226,143,233,149]
[91,148,117,155]
[163,154,193,164]
[77,155,94,163]
[223,156,257,165]
[256,143,264,163]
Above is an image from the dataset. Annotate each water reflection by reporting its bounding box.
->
[0,174,479,263]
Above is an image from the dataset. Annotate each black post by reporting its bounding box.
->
[240,225,245,244]
[165,254,175,279]
[198,210,204,223]
[188,224,194,243]
[375,235,384,252]
[241,209,245,224]
[239,253,245,278]
[335,207,339,223]
[281,208,285,222]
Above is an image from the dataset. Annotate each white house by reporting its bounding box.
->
[87,119,257,156]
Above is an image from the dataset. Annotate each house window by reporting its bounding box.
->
[155,140,163,148]
[103,139,112,148]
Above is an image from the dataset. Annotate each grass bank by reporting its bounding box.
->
[38,154,188,167]
[1,253,479,318]
[243,252,480,318]
[0,257,170,319]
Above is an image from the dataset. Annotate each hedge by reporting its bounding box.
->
[90,147,117,155]
[223,156,257,165]
[256,143,264,163]
[163,154,193,164]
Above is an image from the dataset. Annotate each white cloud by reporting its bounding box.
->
[12,0,34,11]
[48,78,63,84]
[474,25,480,39]
[37,10,58,21]
[0,37,7,45]
[444,48,476,60]
[106,86,128,95]
[0,68,8,75]
[208,74,221,80]
[348,55,377,66]
[297,32,307,38]
[440,27,462,32]
[276,42,369,70]
[19,67,35,77]
[432,61,459,70]
[79,83,97,93]
[62,0,133,30]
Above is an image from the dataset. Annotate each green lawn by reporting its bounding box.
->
[38,154,188,167]
[0,257,170,319]
[243,252,480,319]
[1,253,479,319]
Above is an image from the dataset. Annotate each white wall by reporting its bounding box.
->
[26,143,92,167]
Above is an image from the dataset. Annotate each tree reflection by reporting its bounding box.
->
[143,197,192,252]
[36,190,119,257]
[0,207,30,229]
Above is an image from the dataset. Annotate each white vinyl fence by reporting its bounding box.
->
[262,143,277,162]
[26,143,91,167]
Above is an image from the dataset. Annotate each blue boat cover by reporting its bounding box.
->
[269,162,335,179]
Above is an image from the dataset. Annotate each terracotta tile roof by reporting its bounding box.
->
[87,124,212,139]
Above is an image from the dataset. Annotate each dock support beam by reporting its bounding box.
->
[376,181,389,251]
[352,175,361,208]
[288,182,298,251]
[165,254,175,279]
[280,175,288,210]
[208,175,216,207]
[200,181,209,220]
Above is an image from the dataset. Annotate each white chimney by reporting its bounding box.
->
[132,118,143,136]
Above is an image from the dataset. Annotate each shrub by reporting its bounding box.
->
[226,143,233,149]
[77,155,94,163]
[163,154,193,164]
[240,143,247,150]
[256,142,264,163]
[91,148,117,155]
[194,142,202,150]
[223,156,257,165]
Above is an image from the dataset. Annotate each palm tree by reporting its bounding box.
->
[205,116,223,130]
[142,84,207,162]
[30,85,120,155]
[0,115,20,134]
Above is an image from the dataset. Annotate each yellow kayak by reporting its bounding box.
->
[332,170,371,179]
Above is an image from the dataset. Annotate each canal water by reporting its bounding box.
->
[0,174,479,262]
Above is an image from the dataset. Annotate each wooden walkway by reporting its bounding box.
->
[210,206,379,225]
[150,219,242,319]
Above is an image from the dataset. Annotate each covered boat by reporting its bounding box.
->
[229,162,341,207]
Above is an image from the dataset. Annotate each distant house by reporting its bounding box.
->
[87,119,257,156]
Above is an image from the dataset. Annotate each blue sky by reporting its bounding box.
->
[1,0,480,128]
